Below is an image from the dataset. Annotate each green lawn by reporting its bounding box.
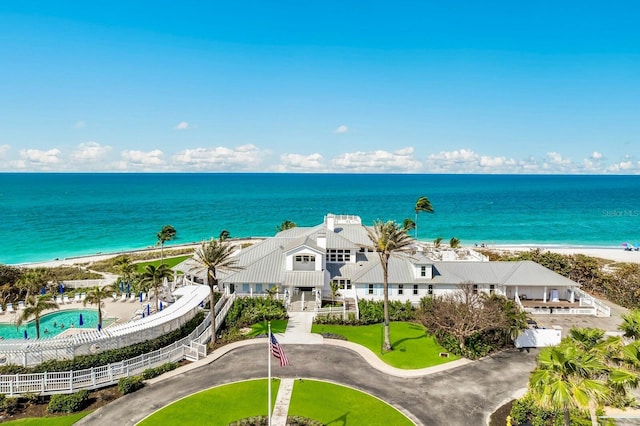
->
[311,321,458,369]
[138,379,410,426]
[135,255,191,273]
[1,411,90,426]
[138,379,280,425]
[246,319,288,336]
[289,380,413,426]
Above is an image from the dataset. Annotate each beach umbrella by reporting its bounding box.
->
[142,311,145,318]
[41,286,46,295]
[98,323,101,331]
[126,282,130,294]
[119,281,124,292]
[59,283,64,294]
[159,301,163,311]
[23,330,27,339]
[139,292,143,302]
[146,304,150,316]
[79,313,84,326]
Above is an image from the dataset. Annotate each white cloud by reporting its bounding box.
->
[172,144,266,170]
[334,125,349,134]
[71,142,111,162]
[546,151,571,165]
[20,148,63,165]
[332,147,422,172]
[73,121,86,129]
[591,151,603,160]
[424,149,519,173]
[278,153,325,171]
[121,149,165,168]
[0,144,10,159]
[174,121,190,130]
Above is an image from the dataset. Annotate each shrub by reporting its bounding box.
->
[0,394,19,415]
[225,297,287,328]
[118,375,145,395]
[47,389,90,413]
[141,362,178,380]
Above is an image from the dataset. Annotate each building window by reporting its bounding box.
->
[473,284,478,294]
[420,266,427,277]
[295,255,313,263]
[327,249,351,263]
[333,279,351,290]
[398,284,404,295]
[413,285,418,295]
[489,284,495,295]
[242,284,249,293]
[256,284,263,293]
[368,284,374,295]
[428,285,433,295]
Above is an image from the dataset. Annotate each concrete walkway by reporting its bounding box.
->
[271,378,294,426]
[278,311,323,344]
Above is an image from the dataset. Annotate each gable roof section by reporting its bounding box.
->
[503,260,578,287]
[222,249,285,283]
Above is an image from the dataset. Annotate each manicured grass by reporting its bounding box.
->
[311,321,459,369]
[138,379,280,425]
[289,380,413,426]
[246,319,288,336]
[2,411,91,426]
[135,255,191,273]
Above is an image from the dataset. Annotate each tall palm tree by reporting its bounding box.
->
[140,264,173,311]
[16,294,59,339]
[156,225,177,264]
[193,237,244,342]
[366,220,413,351]
[414,196,434,241]
[330,280,341,307]
[16,269,50,300]
[449,237,461,249]
[83,284,115,329]
[114,256,136,288]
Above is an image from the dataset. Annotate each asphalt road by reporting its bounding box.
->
[77,345,539,426]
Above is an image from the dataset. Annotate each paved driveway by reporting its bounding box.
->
[77,345,538,426]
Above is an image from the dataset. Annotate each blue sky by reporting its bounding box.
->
[0,1,638,173]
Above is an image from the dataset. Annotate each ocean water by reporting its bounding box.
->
[0,173,639,264]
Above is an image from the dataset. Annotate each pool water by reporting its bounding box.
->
[0,309,108,340]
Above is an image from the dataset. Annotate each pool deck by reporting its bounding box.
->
[0,296,143,329]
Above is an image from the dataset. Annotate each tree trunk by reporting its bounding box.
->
[36,317,40,339]
[98,299,102,328]
[589,404,598,426]
[383,257,392,351]
[563,406,571,426]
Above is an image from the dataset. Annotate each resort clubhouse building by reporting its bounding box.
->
[179,214,610,317]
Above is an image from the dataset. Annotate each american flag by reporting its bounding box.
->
[270,332,289,367]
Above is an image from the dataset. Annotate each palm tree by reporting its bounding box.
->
[140,264,173,311]
[529,340,610,426]
[402,218,415,233]
[449,237,461,248]
[83,284,115,329]
[620,309,640,340]
[114,256,136,287]
[219,230,231,241]
[156,225,177,264]
[276,220,297,232]
[330,280,341,307]
[433,237,443,248]
[16,269,50,300]
[193,237,244,342]
[366,220,413,351]
[264,285,279,301]
[414,196,434,241]
[16,294,59,339]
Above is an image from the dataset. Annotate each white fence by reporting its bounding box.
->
[0,285,210,367]
[60,279,111,289]
[0,311,212,397]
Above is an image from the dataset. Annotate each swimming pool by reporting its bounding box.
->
[0,309,112,340]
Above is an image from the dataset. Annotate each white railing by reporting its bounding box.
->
[575,288,611,317]
[60,279,111,289]
[0,311,212,397]
[514,293,524,311]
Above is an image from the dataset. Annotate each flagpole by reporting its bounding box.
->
[267,321,272,426]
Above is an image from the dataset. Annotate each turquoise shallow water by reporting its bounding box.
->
[1,173,639,264]
[0,309,100,340]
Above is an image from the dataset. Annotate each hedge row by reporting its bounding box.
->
[225,297,288,328]
[314,300,416,325]
[47,390,90,413]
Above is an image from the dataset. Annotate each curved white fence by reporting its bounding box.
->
[0,291,237,397]
[0,285,211,367]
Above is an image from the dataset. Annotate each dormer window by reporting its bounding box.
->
[295,255,312,263]
[420,266,427,277]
